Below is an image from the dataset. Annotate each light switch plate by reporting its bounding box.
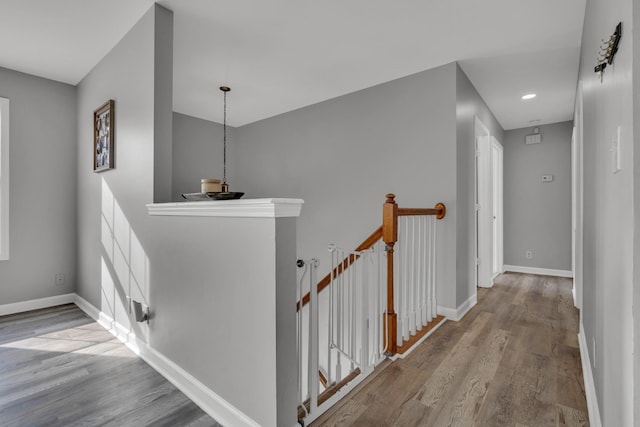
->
[611,126,621,174]
[542,175,553,182]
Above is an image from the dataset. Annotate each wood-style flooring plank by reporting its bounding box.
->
[430,329,509,426]
[557,403,589,426]
[311,273,590,427]
[0,305,221,427]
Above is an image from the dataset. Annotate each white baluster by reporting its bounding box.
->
[418,216,427,330]
[361,251,369,370]
[431,216,437,317]
[328,246,335,386]
[309,259,319,415]
[400,217,409,345]
[297,262,306,413]
[336,249,343,382]
[422,216,429,323]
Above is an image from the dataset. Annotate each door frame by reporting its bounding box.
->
[475,117,492,288]
[572,83,584,310]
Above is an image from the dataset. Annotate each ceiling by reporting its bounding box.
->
[0,0,586,130]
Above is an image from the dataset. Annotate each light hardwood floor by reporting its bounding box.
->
[0,304,221,427]
[311,273,589,427]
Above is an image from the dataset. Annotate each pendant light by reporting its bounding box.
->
[182,86,243,201]
[220,85,231,192]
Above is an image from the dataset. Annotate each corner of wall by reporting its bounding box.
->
[153,4,174,203]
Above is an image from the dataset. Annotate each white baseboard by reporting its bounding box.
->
[438,293,477,322]
[73,294,100,321]
[392,317,447,360]
[139,341,260,427]
[503,265,573,278]
[4,293,260,427]
[0,293,75,316]
[578,324,602,427]
[71,297,261,427]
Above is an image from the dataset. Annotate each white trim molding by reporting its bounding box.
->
[392,318,448,360]
[438,293,477,322]
[0,293,75,316]
[147,198,304,218]
[503,265,573,278]
[578,324,602,427]
[0,96,10,261]
[73,294,100,320]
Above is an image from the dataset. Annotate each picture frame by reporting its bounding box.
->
[93,100,115,172]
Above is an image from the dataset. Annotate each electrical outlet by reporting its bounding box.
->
[55,274,65,286]
[525,251,533,260]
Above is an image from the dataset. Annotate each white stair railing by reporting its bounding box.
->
[296,241,386,424]
[295,195,446,424]
[395,215,438,346]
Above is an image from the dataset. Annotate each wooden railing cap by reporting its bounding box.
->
[385,193,396,203]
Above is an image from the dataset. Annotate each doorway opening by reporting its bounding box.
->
[475,117,503,288]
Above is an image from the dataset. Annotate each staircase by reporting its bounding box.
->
[296,194,446,425]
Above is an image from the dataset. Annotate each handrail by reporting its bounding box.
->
[398,203,446,219]
[297,226,383,311]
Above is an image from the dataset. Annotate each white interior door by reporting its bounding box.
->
[491,137,504,278]
[475,117,492,288]
[477,134,492,287]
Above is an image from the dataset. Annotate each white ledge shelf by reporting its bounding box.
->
[146,198,304,218]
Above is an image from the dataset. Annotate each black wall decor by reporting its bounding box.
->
[594,22,622,82]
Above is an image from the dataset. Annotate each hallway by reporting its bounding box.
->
[312,273,589,426]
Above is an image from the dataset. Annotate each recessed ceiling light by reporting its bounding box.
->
[522,93,537,100]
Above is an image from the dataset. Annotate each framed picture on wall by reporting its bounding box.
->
[93,100,115,172]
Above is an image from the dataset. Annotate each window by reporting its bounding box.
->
[0,97,9,260]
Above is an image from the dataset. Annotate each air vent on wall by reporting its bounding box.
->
[525,127,542,144]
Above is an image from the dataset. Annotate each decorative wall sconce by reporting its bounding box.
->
[594,22,622,82]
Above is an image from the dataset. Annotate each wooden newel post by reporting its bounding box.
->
[382,193,398,355]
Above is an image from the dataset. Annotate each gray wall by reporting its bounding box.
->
[76,6,159,309]
[153,14,174,204]
[503,121,572,271]
[577,0,635,424]
[233,63,459,310]
[634,0,640,419]
[76,6,295,425]
[455,65,504,305]
[172,112,236,201]
[171,63,506,313]
[0,67,77,304]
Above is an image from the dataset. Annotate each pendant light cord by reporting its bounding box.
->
[223,89,227,184]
